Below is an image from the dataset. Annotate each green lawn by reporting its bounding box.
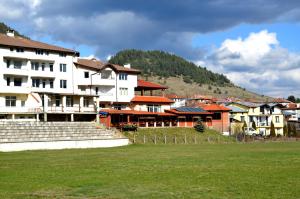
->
[0,143,299,198]
[124,127,235,144]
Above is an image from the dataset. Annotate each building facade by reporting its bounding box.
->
[0,31,139,121]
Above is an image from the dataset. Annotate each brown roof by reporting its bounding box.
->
[76,58,105,70]
[198,104,231,112]
[75,58,140,74]
[0,33,79,55]
[105,63,140,74]
[137,79,168,89]
[100,109,175,116]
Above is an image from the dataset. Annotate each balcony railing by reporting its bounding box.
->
[47,106,96,113]
[0,106,41,113]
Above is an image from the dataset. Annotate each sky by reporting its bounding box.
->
[1,0,300,98]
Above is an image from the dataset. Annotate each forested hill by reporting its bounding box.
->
[109,49,232,86]
[0,22,28,38]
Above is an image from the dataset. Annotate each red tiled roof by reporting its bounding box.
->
[75,58,140,73]
[165,109,212,115]
[137,79,168,89]
[271,98,292,103]
[131,96,174,103]
[100,109,175,116]
[199,104,231,111]
[0,33,78,54]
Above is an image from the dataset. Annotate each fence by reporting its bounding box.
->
[128,133,300,144]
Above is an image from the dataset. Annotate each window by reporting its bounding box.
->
[49,80,54,88]
[6,77,10,86]
[14,78,22,86]
[32,79,40,87]
[95,87,98,95]
[275,116,280,123]
[59,52,66,57]
[84,71,89,78]
[119,73,128,80]
[42,80,46,88]
[16,48,24,53]
[41,63,45,71]
[83,97,89,107]
[66,96,74,107]
[212,113,221,120]
[240,116,245,122]
[14,60,22,69]
[147,105,161,112]
[21,101,25,107]
[60,64,66,72]
[119,87,128,96]
[49,63,53,72]
[31,62,39,70]
[249,116,253,123]
[35,49,44,55]
[55,96,61,107]
[6,59,10,68]
[5,96,16,107]
[60,80,67,88]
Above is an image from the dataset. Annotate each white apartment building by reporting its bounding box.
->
[0,30,140,121]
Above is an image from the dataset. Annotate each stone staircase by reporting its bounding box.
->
[0,122,129,152]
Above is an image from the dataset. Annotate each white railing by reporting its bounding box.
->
[0,106,41,113]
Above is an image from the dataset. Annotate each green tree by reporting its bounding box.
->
[109,49,232,87]
[270,121,276,137]
[287,95,296,103]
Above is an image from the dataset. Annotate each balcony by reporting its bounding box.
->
[0,106,42,113]
[3,68,29,76]
[1,86,30,94]
[47,106,96,113]
[30,70,56,78]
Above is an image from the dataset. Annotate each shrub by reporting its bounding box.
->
[121,124,138,131]
[194,118,205,133]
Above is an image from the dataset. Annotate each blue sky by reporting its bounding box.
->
[1,0,300,97]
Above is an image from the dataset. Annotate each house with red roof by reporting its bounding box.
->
[198,104,231,135]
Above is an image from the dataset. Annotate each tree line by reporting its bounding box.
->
[109,49,232,86]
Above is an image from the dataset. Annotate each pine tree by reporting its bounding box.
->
[270,121,276,137]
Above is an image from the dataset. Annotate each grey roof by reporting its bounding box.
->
[225,105,248,113]
[175,107,205,112]
[234,102,263,108]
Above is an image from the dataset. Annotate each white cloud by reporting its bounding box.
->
[198,30,300,97]
[0,0,41,20]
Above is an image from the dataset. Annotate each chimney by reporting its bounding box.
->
[6,29,15,37]
[124,63,131,68]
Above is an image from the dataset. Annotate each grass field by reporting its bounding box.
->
[0,142,299,198]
